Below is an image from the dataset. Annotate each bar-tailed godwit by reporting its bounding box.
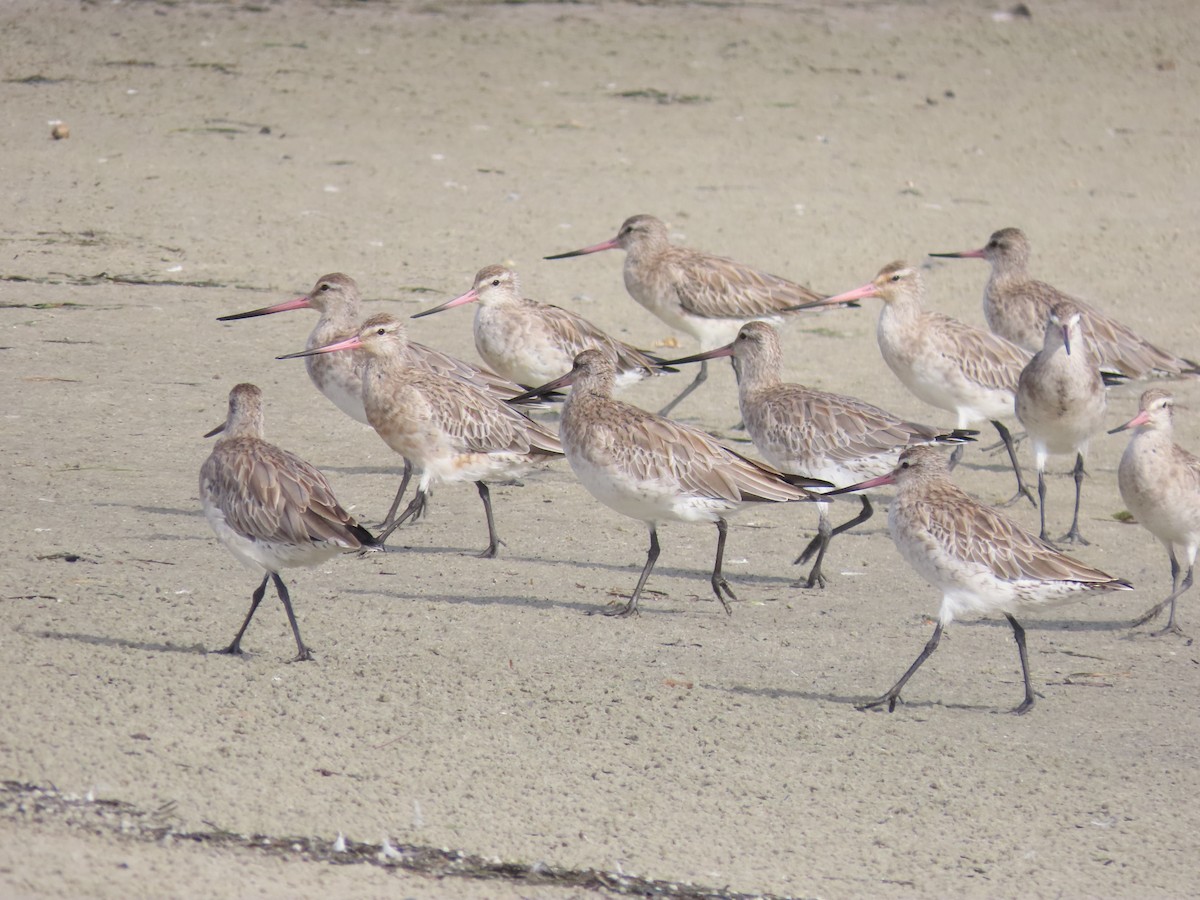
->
[412,264,673,390]
[545,214,837,416]
[279,314,563,558]
[663,321,975,588]
[510,348,827,616]
[1110,389,1200,635]
[218,273,549,528]
[1016,302,1108,544]
[200,383,380,661]
[931,227,1200,379]
[829,445,1132,714]
[802,261,1035,507]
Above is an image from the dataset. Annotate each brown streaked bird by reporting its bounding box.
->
[218,272,548,528]
[412,264,674,391]
[663,321,976,588]
[1015,302,1108,545]
[509,348,827,617]
[931,227,1200,379]
[829,445,1132,714]
[200,383,380,662]
[800,261,1036,507]
[1111,389,1200,635]
[279,314,563,559]
[545,214,837,417]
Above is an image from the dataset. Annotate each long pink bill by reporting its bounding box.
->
[277,334,364,360]
[820,470,898,497]
[543,236,620,261]
[1108,409,1151,434]
[217,295,311,322]
[411,288,478,319]
[928,247,986,260]
[785,280,877,313]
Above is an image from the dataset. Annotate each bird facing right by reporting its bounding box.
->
[830,444,1132,714]
[1111,389,1200,635]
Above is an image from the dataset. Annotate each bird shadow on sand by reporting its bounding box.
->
[31,628,209,655]
[714,681,1006,715]
[962,616,1136,634]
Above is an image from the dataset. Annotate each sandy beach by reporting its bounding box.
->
[3,1,1200,897]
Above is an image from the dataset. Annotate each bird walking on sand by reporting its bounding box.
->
[664,321,976,588]
[828,445,1132,714]
[1016,302,1108,544]
[280,315,563,558]
[801,261,1036,507]
[545,214,837,417]
[412,264,674,390]
[1110,389,1200,635]
[510,348,827,616]
[200,383,380,662]
[931,227,1200,379]
[218,273,547,528]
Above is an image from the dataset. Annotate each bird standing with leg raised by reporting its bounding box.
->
[200,383,380,662]
[827,445,1132,714]
[280,315,562,559]
[1110,389,1200,636]
[218,273,546,530]
[545,214,840,417]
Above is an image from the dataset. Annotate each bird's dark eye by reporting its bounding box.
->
[890,274,901,282]
[492,279,501,286]
[375,327,385,335]
[319,283,330,292]
[900,461,910,469]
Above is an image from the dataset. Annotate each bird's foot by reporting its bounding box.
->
[998,486,1037,508]
[856,692,900,713]
[1057,529,1090,546]
[215,643,243,657]
[793,570,827,590]
[290,647,315,663]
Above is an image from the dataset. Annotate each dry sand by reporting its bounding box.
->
[3,1,1200,897]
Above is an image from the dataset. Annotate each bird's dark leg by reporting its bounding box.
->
[709,517,736,614]
[796,496,873,589]
[858,620,944,712]
[1133,550,1190,636]
[378,458,414,530]
[376,489,429,545]
[949,443,965,470]
[1059,453,1089,545]
[270,573,313,662]
[608,526,660,617]
[218,573,270,656]
[1036,466,1050,542]
[657,359,707,418]
[475,481,501,558]
[1006,613,1035,715]
[992,420,1036,508]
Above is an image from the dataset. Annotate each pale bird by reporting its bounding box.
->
[279,315,563,558]
[1110,389,1200,635]
[829,445,1132,714]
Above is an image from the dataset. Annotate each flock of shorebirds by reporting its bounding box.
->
[200,215,1200,715]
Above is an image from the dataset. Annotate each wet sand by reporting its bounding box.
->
[3,1,1200,897]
